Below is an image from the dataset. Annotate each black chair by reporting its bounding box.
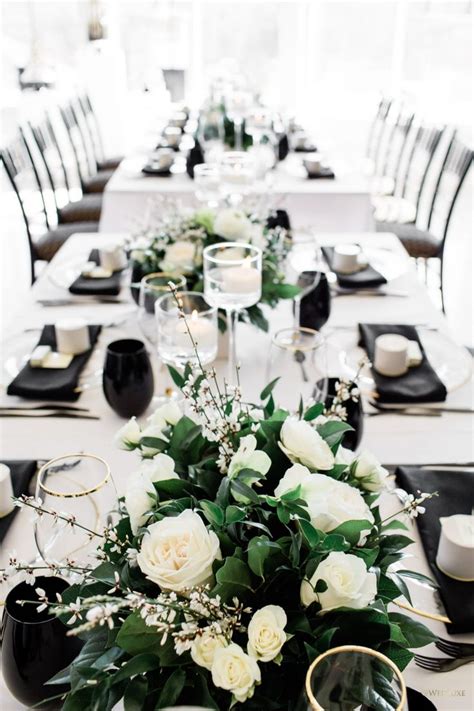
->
[372,105,415,196]
[27,118,102,224]
[378,137,472,310]
[1,134,98,283]
[365,97,392,174]
[374,123,445,224]
[59,102,113,194]
[76,94,123,171]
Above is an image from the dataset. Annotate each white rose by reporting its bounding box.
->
[136,453,179,483]
[335,445,354,467]
[247,605,287,662]
[115,417,141,450]
[137,510,221,591]
[211,643,261,703]
[301,551,377,612]
[214,208,252,242]
[228,435,271,480]
[160,240,196,272]
[191,631,228,670]
[125,471,156,535]
[353,450,389,492]
[275,470,374,536]
[147,401,182,428]
[279,417,334,471]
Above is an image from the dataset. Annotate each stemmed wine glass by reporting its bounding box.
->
[226,89,252,150]
[203,243,262,381]
[266,327,327,412]
[193,163,221,208]
[34,453,117,568]
[156,291,218,369]
[296,645,408,710]
[286,233,326,328]
[198,107,224,161]
[219,151,255,205]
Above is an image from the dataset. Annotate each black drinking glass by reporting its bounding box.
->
[1,576,83,709]
[325,376,364,451]
[297,271,331,330]
[103,338,154,417]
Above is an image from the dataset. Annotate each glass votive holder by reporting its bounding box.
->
[156,291,218,368]
[203,242,262,310]
[219,151,255,202]
[138,273,187,347]
[194,163,221,206]
[163,126,182,148]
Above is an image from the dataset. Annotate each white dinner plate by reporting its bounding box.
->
[326,327,473,394]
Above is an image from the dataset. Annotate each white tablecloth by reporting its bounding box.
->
[1,232,473,709]
[99,154,374,233]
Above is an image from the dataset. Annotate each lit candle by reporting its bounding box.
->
[0,463,14,518]
[99,245,127,272]
[174,310,216,350]
[374,334,409,377]
[222,260,262,294]
[332,244,361,274]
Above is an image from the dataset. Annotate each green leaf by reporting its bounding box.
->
[230,478,260,504]
[214,556,252,595]
[112,653,159,684]
[274,282,301,299]
[388,612,436,648]
[395,569,438,588]
[247,535,279,578]
[140,436,169,453]
[304,403,324,421]
[124,676,148,711]
[156,668,186,709]
[321,533,351,552]
[167,365,185,388]
[225,505,246,524]
[381,519,409,532]
[299,519,322,548]
[317,420,353,447]
[378,641,414,671]
[330,519,374,546]
[90,561,119,586]
[200,500,225,527]
[116,612,164,655]
[260,377,280,401]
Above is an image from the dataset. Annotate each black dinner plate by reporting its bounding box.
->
[141,165,172,176]
[306,166,335,179]
[407,686,437,710]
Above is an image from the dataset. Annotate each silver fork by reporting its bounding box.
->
[435,637,474,658]
[414,654,474,672]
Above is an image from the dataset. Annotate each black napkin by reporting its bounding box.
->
[0,460,38,544]
[266,209,291,232]
[6,325,101,402]
[359,323,447,403]
[322,246,387,289]
[395,466,474,634]
[69,249,122,296]
[306,167,335,179]
[141,165,172,176]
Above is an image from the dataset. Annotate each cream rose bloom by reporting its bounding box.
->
[279,417,334,471]
[211,643,261,703]
[191,631,228,670]
[247,605,287,662]
[228,435,271,480]
[139,424,168,457]
[160,240,196,272]
[137,510,221,591]
[353,450,389,492]
[214,208,252,242]
[301,551,377,612]
[147,401,182,429]
[115,417,141,450]
[125,471,155,535]
[135,453,179,483]
[275,467,374,536]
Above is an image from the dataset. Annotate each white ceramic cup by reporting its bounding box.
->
[163,126,181,147]
[303,153,322,174]
[332,244,361,274]
[436,514,474,581]
[55,318,91,355]
[374,334,410,377]
[100,245,127,272]
[0,463,14,517]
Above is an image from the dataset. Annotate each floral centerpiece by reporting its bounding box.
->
[130,202,298,332]
[2,315,437,710]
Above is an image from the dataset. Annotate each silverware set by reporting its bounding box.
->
[366,400,474,417]
[415,638,474,672]
[0,404,100,419]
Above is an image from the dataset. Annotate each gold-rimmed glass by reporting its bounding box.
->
[266,327,327,412]
[34,454,117,567]
[297,645,408,711]
[138,273,187,347]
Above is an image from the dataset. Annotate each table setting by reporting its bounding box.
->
[0,220,473,711]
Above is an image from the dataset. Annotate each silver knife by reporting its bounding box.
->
[332,288,408,298]
[0,409,100,419]
[36,298,128,306]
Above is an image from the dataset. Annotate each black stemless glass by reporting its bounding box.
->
[325,376,364,451]
[298,271,331,330]
[2,576,83,709]
[103,338,154,417]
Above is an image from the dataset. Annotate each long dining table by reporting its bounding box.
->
[0,231,473,709]
[99,153,374,234]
